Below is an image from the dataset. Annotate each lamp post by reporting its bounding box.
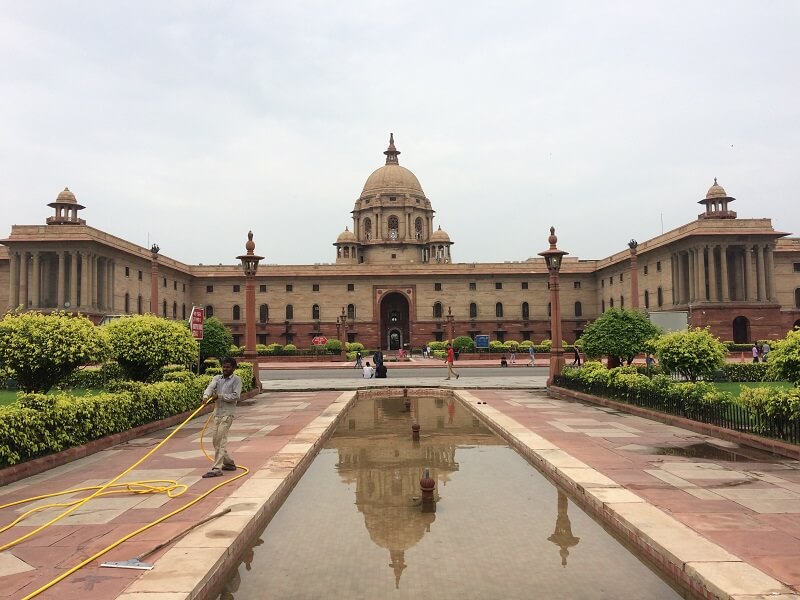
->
[628,239,639,309]
[339,306,348,359]
[237,231,264,390]
[446,306,455,343]
[539,227,568,386]
[149,243,160,315]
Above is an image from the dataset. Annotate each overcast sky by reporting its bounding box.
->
[2,2,798,266]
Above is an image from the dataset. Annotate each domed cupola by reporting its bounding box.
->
[333,226,360,264]
[698,178,736,220]
[47,187,86,225]
[429,226,454,263]
[347,134,447,265]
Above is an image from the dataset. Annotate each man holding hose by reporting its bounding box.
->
[201,356,242,478]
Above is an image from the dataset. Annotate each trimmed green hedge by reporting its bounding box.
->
[0,366,254,468]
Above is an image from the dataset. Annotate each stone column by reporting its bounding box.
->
[756,244,766,301]
[687,249,695,302]
[80,251,90,308]
[677,252,685,304]
[670,254,677,304]
[19,252,29,309]
[30,251,41,309]
[719,244,730,302]
[70,251,79,308]
[697,246,707,302]
[57,251,66,308]
[105,259,113,310]
[8,251,18,309]
[744,245,756,301]
[707,245,718,302]
[766,245,776,302]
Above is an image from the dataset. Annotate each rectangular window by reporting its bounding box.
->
[312,284,320,292]
[573,281,581,289]
[601,280,604,288]
[183,283,186,292]
[125,267,130,277]
[206,285,214,293]
[522,331,531,341]
[644,265,649,275]
[233,285,240,293]
[620,273,624,282]
[469,282,477,291]
[794,263,800,273]
[495,282,503,290]
[259,284,267,293]
[610,276,613,284]
[174,281,177,290]
[521,282,528,290]
[434,282,442,291]
[347,283,355,291]
[138,271,142,281]
[163,277,167,287]
[286,284,293,292]
[434,331,443,342]
[391,254,397,259]
[656,261,662,272]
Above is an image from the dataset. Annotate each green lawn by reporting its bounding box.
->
[714,381,795,396]
[0,388,105,407]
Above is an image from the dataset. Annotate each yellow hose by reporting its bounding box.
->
[0,397,249,599]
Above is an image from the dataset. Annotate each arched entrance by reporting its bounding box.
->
[732,316,749,344]
[379,292,410,351]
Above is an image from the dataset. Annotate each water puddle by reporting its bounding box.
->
[218,395,686,599]
[646,442,779,463]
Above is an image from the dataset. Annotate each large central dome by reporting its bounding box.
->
[360,133,424,196]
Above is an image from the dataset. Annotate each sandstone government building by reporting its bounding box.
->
[2,135,799,350]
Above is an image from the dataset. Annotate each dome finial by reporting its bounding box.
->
[384,133,400,165]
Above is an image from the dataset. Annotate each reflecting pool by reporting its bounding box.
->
[219,395,686,599]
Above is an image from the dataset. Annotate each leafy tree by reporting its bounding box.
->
[106,315,198,381]
[0,311,108,393]
[199,317,233,364]
[767,328,800,385]
[580,309,660,364]
[453,335,475,352]
[655,327,726,382]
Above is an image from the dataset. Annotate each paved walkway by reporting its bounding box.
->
[1,378,799,599]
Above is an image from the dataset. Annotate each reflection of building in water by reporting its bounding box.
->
[547,490,580,567]
[328,395,497,588]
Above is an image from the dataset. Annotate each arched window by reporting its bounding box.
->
[388,215,399,239]
[162,300,167,318]
[496,302,503,318]
[574,301,582,317]
[286,304,293,320]
[312,304,320,320]
[233,305,241,320]
[657,287,663,307]
[347,304,355,320]
[522,302,529,320]
[415,217,423,239]
[206,305,214,318]
[433,302,443,318]
[172,301,177,319]
[644,290,650,309]
[363,218,372,240]
[137,295,142,314]
[124,293,130,313]
[469,303,478,318]
[259,304,268,323]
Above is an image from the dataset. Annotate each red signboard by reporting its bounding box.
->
[312,336,328,346]
[190,306,205,340]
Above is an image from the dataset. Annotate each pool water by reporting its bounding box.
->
[219,395,686,599]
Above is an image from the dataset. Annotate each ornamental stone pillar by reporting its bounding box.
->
[766,245,776,302]
[687,249,695,302]
[70,251,79,308]
[80,251,90,308]
[756,245,766,301]
[744,246,756,301]
[697,246,707,302]
[57,251,66,308]
[19,251,29,309]
[30,251,41,308]
[707,245,718,301]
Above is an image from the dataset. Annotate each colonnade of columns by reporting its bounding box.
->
[670,242,775,305]
[7,249,115,312]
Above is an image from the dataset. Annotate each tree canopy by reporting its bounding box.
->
[655,327,726,381]
[0,311,108,393]
[767,327,800,385]
[579,309,660,363]
[199,316,233,363]
[106,315,197,381]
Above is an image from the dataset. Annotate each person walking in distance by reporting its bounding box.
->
[510,348,516,364]
[752,343,760,363]
[201,357,242,478]
[572,346,581,366]
[444,343,460,380]
[354,350,363,369]
[528,345,536,366]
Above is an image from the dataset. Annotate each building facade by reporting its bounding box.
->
[2,136,800,349]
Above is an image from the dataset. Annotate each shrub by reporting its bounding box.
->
[428,341,447,351]
[324,339,343,353]
[767,328,800,385]
[0,311,108,393]
[655,328,726,382]
[539,339,553,351]
[346,342,365,352]
[453,336,475,353]
[580,309,660,363]
[283,344,297,355]
[519,340,533,350]
[721,363,774,383]
[105,315,198,382]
